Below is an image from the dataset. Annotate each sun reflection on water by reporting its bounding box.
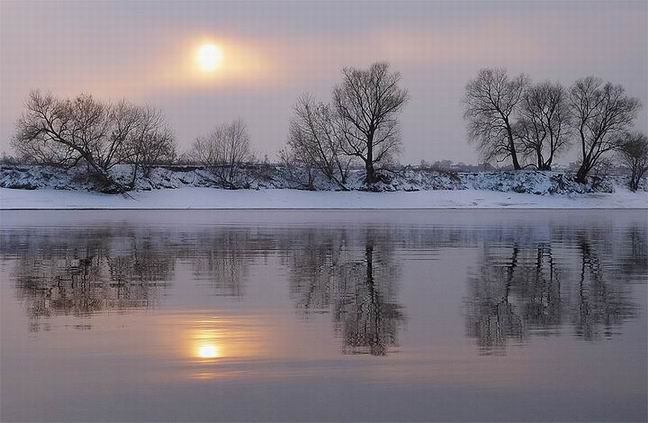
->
[192,326,224,360]
[196,343,220,359]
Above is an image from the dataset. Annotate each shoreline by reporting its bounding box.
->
[1,187,646,210]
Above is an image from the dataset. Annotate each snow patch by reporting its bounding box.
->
[1,187,646,210]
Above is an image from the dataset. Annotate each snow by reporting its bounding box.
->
[1,164,646,209]
[0,164,632,194]
[1,187,646,209]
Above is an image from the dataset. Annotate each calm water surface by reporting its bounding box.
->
[1,210,646,422]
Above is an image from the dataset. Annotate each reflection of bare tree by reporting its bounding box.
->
[619,225,648,279]
[3,218,644,350]
[7,230,174,331]
[287,230,348,312]
[466,225,643,353]
[465,245,526,354]
[108,238,174,284]
[514,244,562,330]
[288,229,405,356]
[189,231,253,297]
[3,226,262,330]
[335,234,404,356]
[569,236,637,340]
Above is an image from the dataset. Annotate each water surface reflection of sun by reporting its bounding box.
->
[185,316,267,366]
[183,316,266,381]
[191,325,226,361]
[196,343,220,359]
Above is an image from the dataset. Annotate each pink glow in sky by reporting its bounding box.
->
[1,0,646,164]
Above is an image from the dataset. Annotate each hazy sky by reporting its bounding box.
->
[1,0,646,164]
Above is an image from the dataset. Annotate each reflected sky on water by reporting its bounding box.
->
[1,210,646,422]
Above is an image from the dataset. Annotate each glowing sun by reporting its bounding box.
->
[196,43,223,72]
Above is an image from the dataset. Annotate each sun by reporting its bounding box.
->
[196,43,223,72]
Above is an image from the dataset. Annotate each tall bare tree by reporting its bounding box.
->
[287,94,351,190]
[464,68,530,170]
[568,77,641,183]
[333,62,409,184]
[515,81,572,170]
[192,118,253,189]
[617,131,648,191]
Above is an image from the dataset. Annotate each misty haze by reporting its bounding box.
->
[1,1,646,422]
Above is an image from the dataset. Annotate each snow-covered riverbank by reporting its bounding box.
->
[0,164,636,194]
[1,187,646,209]
[1,164,646,209]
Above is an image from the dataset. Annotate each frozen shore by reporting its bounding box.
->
[1,164,646,209]
[1,187,646,209]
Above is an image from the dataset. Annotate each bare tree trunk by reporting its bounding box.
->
[545,153,553,171]
[130,162,139,190]
[506,127,521,170]
[630,167,639,191]
[576,162,590,184]
[365,137,376,183]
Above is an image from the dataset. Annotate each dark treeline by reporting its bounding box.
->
[2,220,645,354]
[8,63,647,192]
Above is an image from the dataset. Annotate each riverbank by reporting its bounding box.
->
[1,187,646,209]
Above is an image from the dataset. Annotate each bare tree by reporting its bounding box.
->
[192,119,253,189]
[333,62,408,184]
[13,91,125,190]
[617,131,648,191]
[464,68,530,170]
[278,146,317,190]
[13,90,175,192]
[125,105,176,185]
[11,93,80,167]
[515,81,572,170]
[568,77,641,183]
[287,94,351,189]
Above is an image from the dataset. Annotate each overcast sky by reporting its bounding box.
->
[1,0,646,164]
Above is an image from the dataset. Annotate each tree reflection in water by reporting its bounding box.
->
[571,234,637,340]
[4,228,256,331]
[287,229,405,356]
[8,230,175,331]
[186,230,260,298]
[2,219,644,354]
[465,225,645,354]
